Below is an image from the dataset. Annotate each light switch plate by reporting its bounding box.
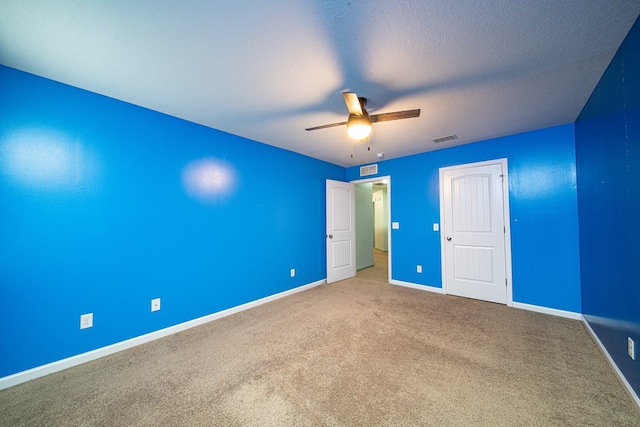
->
[433,223,439,231]
[392,222,399,229]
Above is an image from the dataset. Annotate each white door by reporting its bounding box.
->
[326,179,356,283]
[440,161,509,304]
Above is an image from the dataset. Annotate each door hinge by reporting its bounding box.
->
[505,278,508,287]
[504,226,506,233]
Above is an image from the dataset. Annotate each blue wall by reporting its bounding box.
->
[576,18,640,396]
[0,66,344,378]
[346,124,582,313]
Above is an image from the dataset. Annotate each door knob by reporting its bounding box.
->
[327,234,333,239]
[446,236,452,241]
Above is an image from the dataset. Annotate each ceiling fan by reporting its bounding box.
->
[305,92,421,140]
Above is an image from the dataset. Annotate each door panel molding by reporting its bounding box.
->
[439,159,513,306]
[326,179,356,283]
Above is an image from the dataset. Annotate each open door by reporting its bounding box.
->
[326,179,356,283]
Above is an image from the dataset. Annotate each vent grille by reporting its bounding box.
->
[360,164,378,176]
[432,134,458,143]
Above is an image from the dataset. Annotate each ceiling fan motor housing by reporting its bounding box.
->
[347,110,372,140]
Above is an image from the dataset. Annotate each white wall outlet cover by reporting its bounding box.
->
[80,313,93,329]
[151,298,161,312]
[392,222,400,229]
[417,265,422,273]
[290,268,296,277]
[629,337,636,360]
[433,223,439,231]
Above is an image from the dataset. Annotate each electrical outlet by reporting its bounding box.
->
[290,268,296,277]
[151,298,161,312]
[80,313,93,329]
[629,337,635,360]
[417,265,422,273]
[433,223,439,231]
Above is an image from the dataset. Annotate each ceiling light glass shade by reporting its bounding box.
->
[347,114,372,140]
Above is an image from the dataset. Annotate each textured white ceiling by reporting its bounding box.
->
[1,1,639,166]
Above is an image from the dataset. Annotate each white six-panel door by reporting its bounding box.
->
[326,179,356,283]
[440,160,510,304]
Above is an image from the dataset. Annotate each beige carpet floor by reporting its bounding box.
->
[1,256,639,426]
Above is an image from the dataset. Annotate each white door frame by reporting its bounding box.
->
[351,176,392,283]
[439,159,513,306]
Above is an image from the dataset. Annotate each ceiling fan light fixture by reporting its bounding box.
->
[347,114,372,140]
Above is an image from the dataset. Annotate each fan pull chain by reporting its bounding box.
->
[350,140,354,158]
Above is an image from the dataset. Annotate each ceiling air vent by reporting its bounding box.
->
[432,134,458,143]
[360,164,378,177]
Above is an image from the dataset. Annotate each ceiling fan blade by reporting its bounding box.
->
[370,109,421,123]
[305,121,347,131]
[342,92,363,116]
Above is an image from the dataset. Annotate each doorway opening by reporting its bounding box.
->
[353,176,391,282]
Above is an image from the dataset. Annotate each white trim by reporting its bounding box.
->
[0,279,325,391]
[582,316,640,411]
[351,175,392,283]
[390,279,445,294]
[439,158,513,306]
[512,301,582,320]
[501,161,514,307]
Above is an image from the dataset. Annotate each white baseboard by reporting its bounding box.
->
[512,301,582,320]
[389,279,445,294]
[0,279,326,391]
[581,316,640,411]
[390,285,581,321]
